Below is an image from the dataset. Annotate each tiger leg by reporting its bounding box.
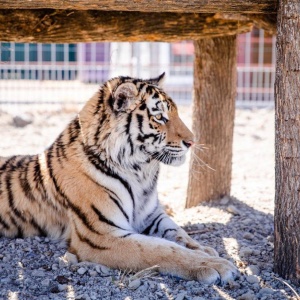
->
[143,209,219,256]
[69,227,237,285]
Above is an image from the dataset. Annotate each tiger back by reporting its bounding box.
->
[0,73,237,284]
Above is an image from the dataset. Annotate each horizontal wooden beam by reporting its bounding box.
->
[0,0,277,14]
[0,10,253,43]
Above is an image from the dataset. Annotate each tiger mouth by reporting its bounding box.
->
[152,150,186,165]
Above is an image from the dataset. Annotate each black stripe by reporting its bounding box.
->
[55,133,67,164]
[85,147,135,211]
[94,88,104,116]
[68,117,80,145]
[0,156,17,171]
[75,224,108,251]
[139,102,147,111]
[153,216,166,234]
[10,215,23,238]
[19,160,37,203]
[136,114,144,134]
[30,217,47,236]
[0,215,9,230]
[6,172,26,223]
[117,147,126,164]
[92,204,124,230]
[94,113,108,144]
[162,228,177,238]
[146,86,153,94]
[125,113,134,155]
[109,196,129,222]
[46,147,101,235]
[120,233,133,238]
[102,186,120,202]
[137,133,160,143]
[33,157,47,197]
[142,213,164,235]
[46,145,68,208]
[79,170,129,223]
[32,156,59,212]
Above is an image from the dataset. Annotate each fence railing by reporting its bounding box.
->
[0,32,276,111]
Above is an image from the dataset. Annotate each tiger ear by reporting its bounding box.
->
[147,72,165,87]
[113,82,139,112]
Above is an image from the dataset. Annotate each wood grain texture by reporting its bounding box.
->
[186,36,236,207]
[0,0,277,14]
[0,10,253,43]
[274,0,300,285]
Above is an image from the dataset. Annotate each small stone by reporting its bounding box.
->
[239,246,253,257]
[95,264,110,275]
[267,235,274,243]
[89,270,97,277]
[58,257,68,268]
[64,252,78,265]
[13,114,33,128]
[220,196,230,205]
[262,271,271,278]
[52,264,58,271]
[259,287,275,295]
[226,205,241,215]
[56,275,69,284]
[32,270,45,277]
[50,285,60,293]
[128,279,141,290]
[77,267,87,275]
[3,256,10,262]
[41,278,50,287]
[175,291,187,300]
[149,281,157,290]
[243,232,254,240]
[245,265,260,276]
[137,283,148,293]
[227,279,241,290]
[237,292,256,300]
[252,250,261,256]
[242,218,253,225]
[58,252,78,268]
[90,291,98,300]
[246,275,260,284]
[58,284,68,292]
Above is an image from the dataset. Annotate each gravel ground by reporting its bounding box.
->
[0,104,299,300]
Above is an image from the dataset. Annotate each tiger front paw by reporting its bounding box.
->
[191,256,238,285]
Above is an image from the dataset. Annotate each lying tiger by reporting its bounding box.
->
[0,73,237,284]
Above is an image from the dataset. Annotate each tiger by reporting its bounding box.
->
[0,73,237,284]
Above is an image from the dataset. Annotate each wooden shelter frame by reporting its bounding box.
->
[3,0,300,285]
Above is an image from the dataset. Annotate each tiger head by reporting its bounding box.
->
[81,73,194,167]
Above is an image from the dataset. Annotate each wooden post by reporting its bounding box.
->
[274,0,300,285]
[186,36,236,207]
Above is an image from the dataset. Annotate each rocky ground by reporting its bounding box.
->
[0,104,299,300]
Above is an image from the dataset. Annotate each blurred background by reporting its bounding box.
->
[0,28,275,113]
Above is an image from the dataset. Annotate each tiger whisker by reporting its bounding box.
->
[190,152,216,172]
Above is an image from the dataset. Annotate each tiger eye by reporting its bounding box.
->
[156,114,162,120]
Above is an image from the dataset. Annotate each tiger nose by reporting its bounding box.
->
[182,140,194,148]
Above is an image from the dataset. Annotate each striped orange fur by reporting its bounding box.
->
[0,74,237,284]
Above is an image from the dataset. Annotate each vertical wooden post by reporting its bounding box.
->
[274,0,300,285]
[186,36,236,207]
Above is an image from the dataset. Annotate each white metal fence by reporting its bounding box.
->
[0,30,276,112]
